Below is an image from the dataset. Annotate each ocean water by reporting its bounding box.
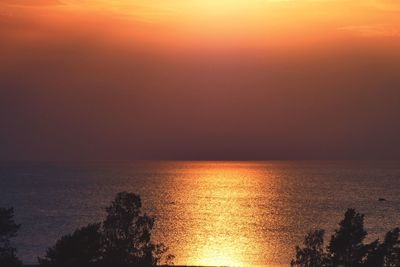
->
[1,161,400,266]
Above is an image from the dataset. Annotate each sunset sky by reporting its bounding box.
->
[1,0,400,160]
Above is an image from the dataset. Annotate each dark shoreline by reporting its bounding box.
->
[24,266,225,267]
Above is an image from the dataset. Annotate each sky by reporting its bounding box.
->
[0,0,400,160]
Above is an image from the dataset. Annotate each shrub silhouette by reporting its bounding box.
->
[38,224,103,267]
[101,192,172,266]
[363,228,400,267]
[380,228,400,266]
[291,229,329,267]
[328,209,368,266]
[39,192,174,267]
[292,208,400,267]
[0,207,22,267]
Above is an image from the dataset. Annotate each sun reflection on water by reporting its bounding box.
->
[168,162,282,266]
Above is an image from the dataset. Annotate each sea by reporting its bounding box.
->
[1,161,400,266]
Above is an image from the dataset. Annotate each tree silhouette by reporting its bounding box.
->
[39,192,173,267]
[0,207,22,267]
[101,192,171,267]
[381,228,400,266]
[38,224,103,267]
[292,209,400,267]
[328,209,367,267]
[363,228,400,267]
[291,229,330,267]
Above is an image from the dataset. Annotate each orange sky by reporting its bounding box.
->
[0,0,400,160]
[1,0,400,49]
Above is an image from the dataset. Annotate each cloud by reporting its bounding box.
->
[367,0,400,12]
[0,0,62,7]
[339,24,400,37]
[0,0,62,6]
[0,0,63,25]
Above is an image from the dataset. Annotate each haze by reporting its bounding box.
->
[1,0,400,160]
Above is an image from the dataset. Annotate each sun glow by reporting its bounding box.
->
[2,0,399,49]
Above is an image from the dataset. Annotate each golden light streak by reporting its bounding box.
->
[163,162,284,266]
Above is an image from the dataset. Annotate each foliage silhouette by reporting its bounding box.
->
[363,228,400,267]
[39,192,174,267]
[38,224,103,267]
[292,208,400,267]
[381,228,400,266]
[328,209,368,267]
[291,229,330,267]
[101,192,173,267]
[0,207,22,267]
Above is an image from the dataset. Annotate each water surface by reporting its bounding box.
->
[1,161,400,266]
